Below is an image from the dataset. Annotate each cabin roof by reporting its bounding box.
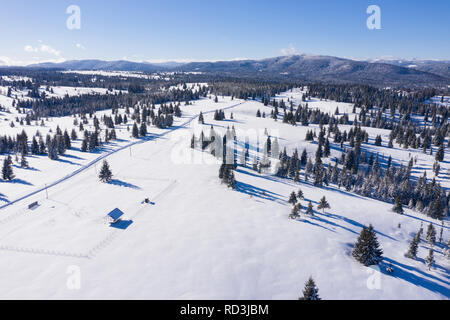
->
[107,208,125,221]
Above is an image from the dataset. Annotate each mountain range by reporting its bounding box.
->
[25,55,450,87]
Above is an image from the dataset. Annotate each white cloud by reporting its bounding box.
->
[24,45,38,53]
[281,44,299,56]
[24,43,61,56]
[75,43,86,50]
[0,56,66,66]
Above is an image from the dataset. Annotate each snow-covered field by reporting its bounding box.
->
[426,95,450,107]
[0,88,448,299]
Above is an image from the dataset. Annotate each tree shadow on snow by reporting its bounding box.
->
[293,216,336,233]
[108,179,141,190]
[315,211,398,241]
[235,181,283,203]
[235,168,293,187]
[13,165,40,172]
[6,178,34,186]
[0,193,9,204]
[380,258,450,298]
[54,157,81,166]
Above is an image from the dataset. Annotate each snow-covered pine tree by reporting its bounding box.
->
[20,153,28,168]
[392,195,404,214]
[317,196,330,214]
[297,189,304,200]
[290,203,302,219]
[425,249,435,270]
[426,223,436,245]
[139,122,147,137]
[406,233,419,259]
[227,171,236,190]
[352,225,383,266]
[435,143,444,162]
[294,170,300,182]
[99,160,113,183]
[445,240,450,260]
[132,122,139,138]
[306,201,314,215]
[428,198,443,220]
[299,277,320,300]
[2,155,14,181]
[288,191,298,205]
[198,112,204,124]
[31,137,39,155]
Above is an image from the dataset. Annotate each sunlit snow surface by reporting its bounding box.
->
[0,88,448,299]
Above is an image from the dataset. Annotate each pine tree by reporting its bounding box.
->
[288,191,298,205]
[352,225,383,266]
[375,135,382,146]
[290,203,301,219]
[306,201,314,215]
[429,198,443,220]
[31,137,39,154]
[392,195,404,214]
[132,123,139,138]
[71,128,78,141]
[63,130,71,150]
[299,277,320,300]
[297,189,304,200]
[445,240,450,260]
[190,134,195,149]
[227,171,236,190]
[324,139,331,157]
[99,160,113,183]
[317,196,330,214]
[425,249,435,270]
[20,153,28,168]
[426,223,436,245]
[198,112,204,124]
[435,143,444,162]
[81,137,88,152]
[294,170,300,182]
[139,122,147,137]
[406,233,419,259]
[2,155,14,181]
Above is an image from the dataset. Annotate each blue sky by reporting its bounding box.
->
[0,0,449,65]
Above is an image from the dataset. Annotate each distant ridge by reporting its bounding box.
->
[25,55,450,87]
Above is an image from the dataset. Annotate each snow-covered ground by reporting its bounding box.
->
[0,89,448,299]
[0,85,124,106]
[426,95,450,107]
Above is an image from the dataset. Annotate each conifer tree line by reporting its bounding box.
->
[274,122,448,220]
[1,97,186,159]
